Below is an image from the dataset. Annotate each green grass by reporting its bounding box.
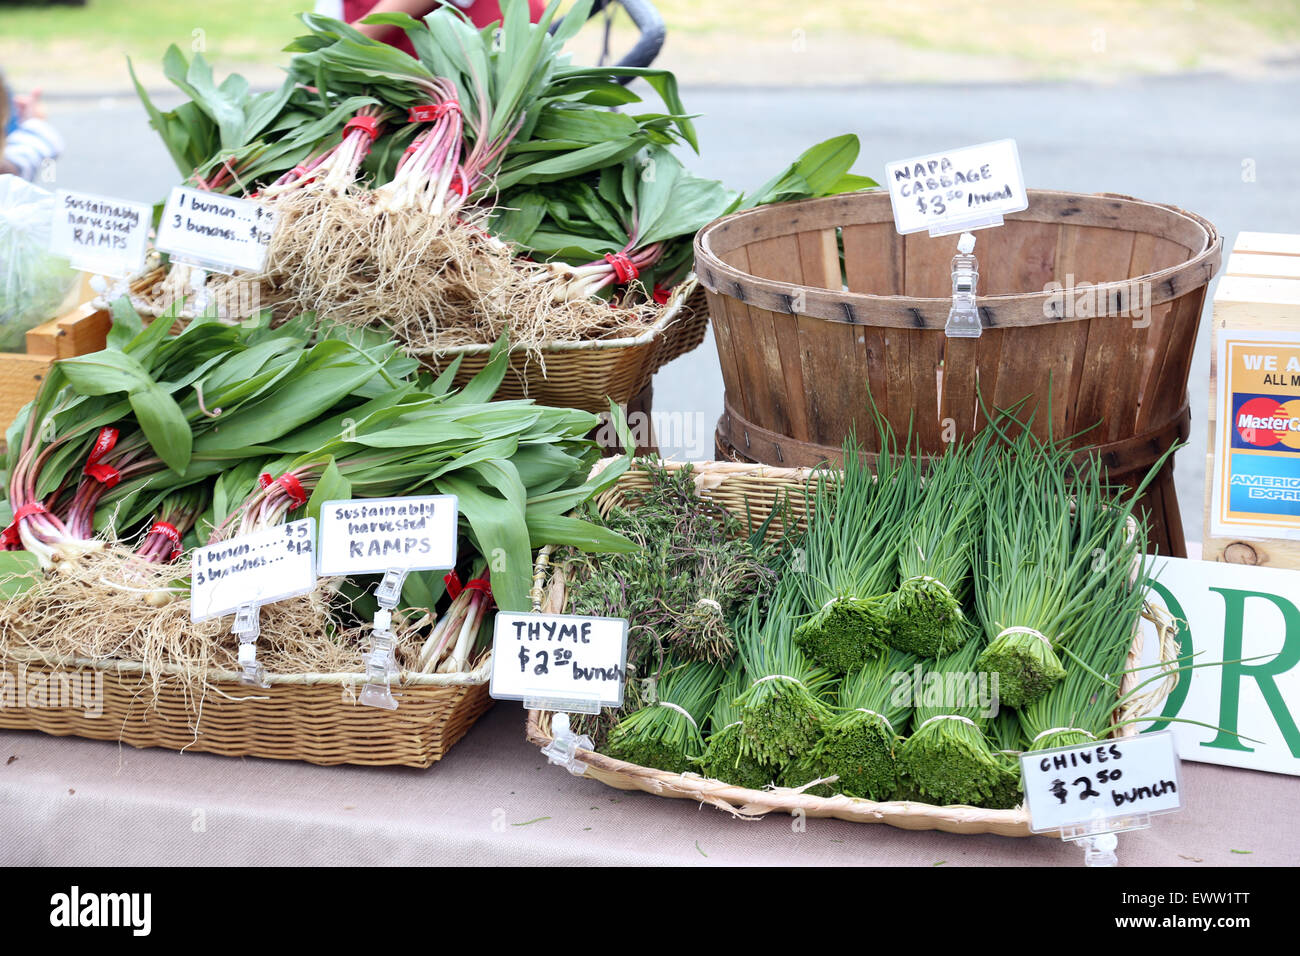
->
[0,0,305,59]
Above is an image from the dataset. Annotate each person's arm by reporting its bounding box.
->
[351,0,441,41]
[3,117,63,182]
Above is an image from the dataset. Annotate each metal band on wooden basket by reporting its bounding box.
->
[523,459,1182,838]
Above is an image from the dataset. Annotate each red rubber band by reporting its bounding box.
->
[465,576,492,602]
[652,283,672,305]
[604,252,639,284]
[276,473,308,508]
[258,473,274,489]
[85,427,119,467]
[343,114,381,142]
[2,501,48,547]
[408,101,460,123]
[443,570,463,600]
[149,521,183,560]
[83,463,121,489]
[450,169,470,198]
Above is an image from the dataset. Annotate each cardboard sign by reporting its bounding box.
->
[884,139,1027,236]
[190,519,316,622]
[1210,329,1300,540]
[316,496,458,576]
[489,612,628,711]
[155,186,275,274]
[1139,556,1300,777]
[49,190,151,278]
[1021,732,1182,833]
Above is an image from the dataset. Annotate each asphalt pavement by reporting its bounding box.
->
[40,74,1300,546]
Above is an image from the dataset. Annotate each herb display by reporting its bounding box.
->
[604,658,722,774]
[697,660,778,791]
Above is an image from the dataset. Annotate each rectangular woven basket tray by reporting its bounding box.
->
[0,654,493,768]
[524,460,1180,838]
[414,280,709,412]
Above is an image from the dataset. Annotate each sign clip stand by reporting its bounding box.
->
[87,273,130,304]
[1060,810,1152,867]
[945,232,982,338]
[233,603,268,688]
[359,568,407,711]
[539,713,594,777]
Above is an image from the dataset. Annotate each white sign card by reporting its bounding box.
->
[884,138,1028,236]
[489,612,628,709]
[190,518,316,622]
[49,189,152,278]
[1138,556,1300,777]
[316,495,458,576]
[154,186,276,274]
[1020,732,1183,833]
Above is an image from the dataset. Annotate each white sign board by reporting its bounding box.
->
[1138,556,1300,776]
[190,519,316,622]
[1020,732,1182,833]
[49,190,151,278]
[884,138,1028,236]
[316,496,458,576]
[489,612,628,710]
[155,186,275,274]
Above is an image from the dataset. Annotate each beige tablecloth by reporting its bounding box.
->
[1,704,1295,866]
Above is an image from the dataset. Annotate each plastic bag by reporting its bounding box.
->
[0,174,78,351]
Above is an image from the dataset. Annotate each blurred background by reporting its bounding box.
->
[2,0,1299,544]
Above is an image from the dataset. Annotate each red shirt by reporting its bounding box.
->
[344,1,548,56]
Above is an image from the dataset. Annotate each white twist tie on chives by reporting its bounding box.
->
[902,575,955,599]
[753,674,805,689]
[721,720,743,733]
[657,700,698,729]
[1031,726,1096,745]
[996,625,1052,646]
[855,708,896,737]
[917,714,978,731]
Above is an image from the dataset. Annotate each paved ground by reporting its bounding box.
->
[38,73,1300,546]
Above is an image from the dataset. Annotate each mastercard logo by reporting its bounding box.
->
[1236,397,1300,449]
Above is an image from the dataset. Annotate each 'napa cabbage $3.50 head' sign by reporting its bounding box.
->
[1138,556,1300,777]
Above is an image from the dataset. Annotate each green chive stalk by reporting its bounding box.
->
[886,437,988,658]
[896,640,1008,807]
[1021,535,1152,753]
[698,660,778,790]
[793,431,921,673]
[604,658,723,774]
[735,585,837,765]
[786,647,917,801]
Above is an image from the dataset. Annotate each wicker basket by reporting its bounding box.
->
[413,279,709,413]
[524,460,1181,838]
[0,651,492,768]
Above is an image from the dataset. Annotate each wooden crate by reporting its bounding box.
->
[0,274,111,431]
[1202,232,1300,568]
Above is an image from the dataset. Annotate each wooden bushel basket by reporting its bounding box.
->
[524,461,1180,838]
[694,190,1222,556]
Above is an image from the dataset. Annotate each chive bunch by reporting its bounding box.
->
[735,587,837,765]
[896,641,1011,807]
[793,433,921,673]
[604,659,723,774]
[886,437,988,658]
[698,661,778,791]
[786,648,917,801]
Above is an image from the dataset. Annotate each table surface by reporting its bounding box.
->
[2,703,1295,867]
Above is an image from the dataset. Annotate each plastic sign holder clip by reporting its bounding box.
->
[359,568,407,711]
[87,273,131,304]
[1060,809,1152,868]
[233,603,268,688]
[540,712,594,777]
[945,232,982,339]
